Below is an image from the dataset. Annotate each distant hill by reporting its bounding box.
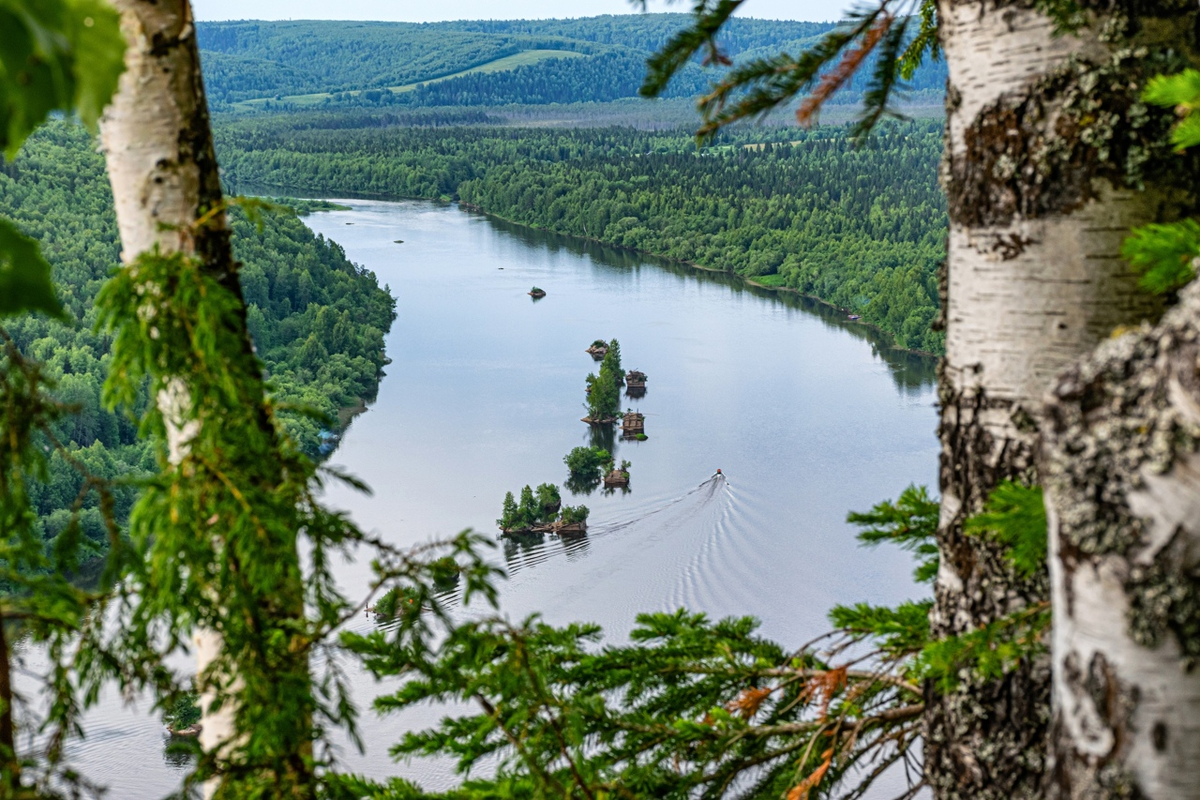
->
[197,15,946,112]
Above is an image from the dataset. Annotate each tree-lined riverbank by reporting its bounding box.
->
[217,120,946,353]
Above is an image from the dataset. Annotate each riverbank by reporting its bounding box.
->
[457,202,940,358]
[216,120,946,353]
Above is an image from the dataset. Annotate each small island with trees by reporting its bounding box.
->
[585,339,609,360]
[528,286,546,298]
[498,483,589,534]
[583,339,624,424]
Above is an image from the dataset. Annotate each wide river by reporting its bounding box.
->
[62,199,939,796]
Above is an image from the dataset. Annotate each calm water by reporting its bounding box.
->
[53,200,939,796]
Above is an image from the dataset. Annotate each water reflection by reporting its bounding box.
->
[585,423,616,455]
[557,531,590,561]
[67,197,941,799]
[162,738,197,771]
[475,211,937,392]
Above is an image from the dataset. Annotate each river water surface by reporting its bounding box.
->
[60,200,939,796]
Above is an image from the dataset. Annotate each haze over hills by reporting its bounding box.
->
[197,14,947,110]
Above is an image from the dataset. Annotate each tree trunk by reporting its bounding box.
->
[930,2,1193,795]
[98,1,311,794]
[1043,282,1200,797]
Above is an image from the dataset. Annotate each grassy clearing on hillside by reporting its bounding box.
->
[233,50,586,110]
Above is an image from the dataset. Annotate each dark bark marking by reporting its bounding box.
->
[947,45,1199,229]
[1151,721,1167,751]
[927,382,1050,799]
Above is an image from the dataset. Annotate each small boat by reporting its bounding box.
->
[848,314,861,320]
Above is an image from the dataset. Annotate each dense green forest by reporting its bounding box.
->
[0,122,395,542]
[217,117,945,352]
[197,15,946,110]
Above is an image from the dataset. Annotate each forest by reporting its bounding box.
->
[0,122,395,545]
[196,15,946,110]
[4,1,1200,798]
[217,117,946,352]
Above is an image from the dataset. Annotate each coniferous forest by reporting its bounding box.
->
[0,122,395,542]
[4,3,1200,799]
[218,118,947,352]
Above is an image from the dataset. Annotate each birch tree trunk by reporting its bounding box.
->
[1042,272,1200,796]
[97,1,311,794]
[930,3,1194,795]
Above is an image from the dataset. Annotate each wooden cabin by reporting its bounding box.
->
[603,469,629,488]
[625,370,647,393]
[621,411,645,439]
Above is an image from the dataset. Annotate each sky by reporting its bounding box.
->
[191,0,850,24]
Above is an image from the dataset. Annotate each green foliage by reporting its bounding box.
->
[846,484,939,583]
[1123,219,1200,295]
[1120,72,1200,296]
[558,504,589,524]
[585,339,626,421]
[498,484,579,531]
[0,218,65,320]
[964,481,1047,578]
[829,599,932,653]
[0,0,122,337]
[198,16,944,111]
[638,0,946,141]
[840,483,1050,693]
[373,586,424,621]
[534,482,560,514]
[564,446,608,493]
[92,237,501,792]
[0,0,124,157]
[164,691,202,731]
[497,491,519,531]
[350,605,923,800]
[916,603,1051,692]
[1144,69,1200,152]
[260,196,352,216]
[0,122,395,541]
[0,330,142,792]
[218,119,946,352]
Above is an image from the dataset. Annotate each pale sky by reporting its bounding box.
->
[191,0,848,24]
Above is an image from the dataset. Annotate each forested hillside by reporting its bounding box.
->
[198,15,946,110]
[217,118,945,352]
[0,122,395,542]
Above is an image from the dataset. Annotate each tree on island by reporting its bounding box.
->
[497,491,520,532]
[497,484,585,532]
[628,1,1200,796]
[5,0,1199,797]
[535,483,561,518]
[558,504,589,525]
[586,342,624,421]
[564,446,609,494]
[602,338,622,377]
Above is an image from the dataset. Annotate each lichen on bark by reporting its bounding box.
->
[1044,282,1200,795]
[947,45,1197,229]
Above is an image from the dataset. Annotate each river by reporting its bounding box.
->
[57,199,939,796]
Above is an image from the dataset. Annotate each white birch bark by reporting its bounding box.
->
[930,4,1167,795]
[97,0,236,781]
[1043,282,1200,798]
